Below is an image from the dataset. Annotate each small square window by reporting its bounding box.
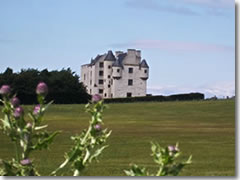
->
[108,75,111,78]
[129,68,133,73]
[127,92,132,97]
[104,93,107,97]
[99,71,104,76]
[108,84,111,88]
[117,69,120,73]
[99,89,103,94]
[128,79,133,86]
[99,80,103,85]
[108,65,111,69]
[99,62,104,68]
[144,69,147,73]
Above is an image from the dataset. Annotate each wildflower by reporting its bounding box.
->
[13,106,24,118]
[36,82,48,96]
[168,145,179,156]
[94,124,101,132]
[92,94,102,103]
[11,97,20,108]
[0,85,11,96]
[20,159,31,165]
[33,104,41,115]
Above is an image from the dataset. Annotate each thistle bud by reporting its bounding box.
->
[11,97,20,108]
[168,145,179,156]
[20,159,31,165]
[26,122,32,130]
[0,85,11,96]
[33,104,41,115]
[36,82,48,96]
[92,94,102,103]
[94,124,101,132]
[13,106,24,118]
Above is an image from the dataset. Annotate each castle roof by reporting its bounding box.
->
[140,59,149,68]
[104,50,116,61]
[112,53,127,68]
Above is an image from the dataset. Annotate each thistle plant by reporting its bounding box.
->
[0,83,111,176]
[0,82,58,176]
[50,94,111,176]
[124,142,192,176]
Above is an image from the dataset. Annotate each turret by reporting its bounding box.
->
[112,59,122,79]
[140,59,149,80]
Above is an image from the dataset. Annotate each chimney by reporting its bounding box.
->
[115,51,123,57]
[136,50,141,58]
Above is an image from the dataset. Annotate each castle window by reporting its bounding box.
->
[99,71,104,76]
[111,94,113,98]
[90,71,92,77]
[108,75,111,78]
[127,92,132,97]
[128,79,133,86]
[90,80,92,85]
[90,89,92,94]
[129,68,133,73]
[104,93,107,97]
[99,89,103,94]
[84,74,86,80]
[99,62,104,68]
[108,65,111,69]
[108,84,111,88]
[144,69,147,73]
[117,69,120,73]
[99,80,103,85]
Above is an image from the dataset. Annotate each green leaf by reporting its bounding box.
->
[35,124,48,131]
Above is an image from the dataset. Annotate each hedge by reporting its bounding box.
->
[104,93,204,103]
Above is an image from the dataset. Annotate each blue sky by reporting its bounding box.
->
[0,0,235,98]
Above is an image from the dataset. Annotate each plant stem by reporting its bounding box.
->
[15,141,20,162]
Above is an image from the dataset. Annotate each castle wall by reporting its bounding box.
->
[81,50,148,98]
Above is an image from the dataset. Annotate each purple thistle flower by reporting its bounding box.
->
[20,159,31,165]
[11,97,20,108]
[92,94,102,103]
[0,85,11,96]
[33,104,41,115]
[168,145,179,155]
[13,106,24,118]
[94,124,101,132]
[36,82,48,96]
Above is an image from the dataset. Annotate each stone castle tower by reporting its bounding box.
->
[81,49,149,98]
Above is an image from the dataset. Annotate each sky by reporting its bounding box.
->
[0,0,235,98]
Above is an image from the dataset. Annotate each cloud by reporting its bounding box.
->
[124,0,199,16]
[110,39,234,54]
[181,0,234,9]
[124,0,234,17]
[147,81,235,98]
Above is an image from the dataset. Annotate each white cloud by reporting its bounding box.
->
[110,39,234,54]
[147,81,235,98]
[124,0,234,17]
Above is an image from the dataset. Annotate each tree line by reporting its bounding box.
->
[0,68,91,104]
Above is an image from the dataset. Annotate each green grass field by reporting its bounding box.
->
[0,100,235,176]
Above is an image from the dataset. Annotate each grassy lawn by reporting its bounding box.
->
[0,99,235,176]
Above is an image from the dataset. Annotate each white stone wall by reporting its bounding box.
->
[112,65,147,98]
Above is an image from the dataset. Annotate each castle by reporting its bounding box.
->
[81,49,149,98]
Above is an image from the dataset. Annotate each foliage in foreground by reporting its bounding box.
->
[124,142,192,176]
[0,83,111,176]
[0,83,191,176]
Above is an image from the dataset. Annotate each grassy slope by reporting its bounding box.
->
[0,100,235,176]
